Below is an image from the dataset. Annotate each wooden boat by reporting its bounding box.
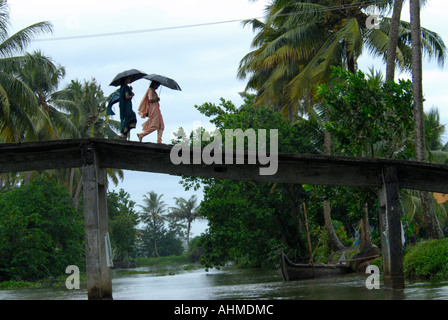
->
[278,251,353,281]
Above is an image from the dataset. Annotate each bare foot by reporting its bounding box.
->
[137,133,143,142]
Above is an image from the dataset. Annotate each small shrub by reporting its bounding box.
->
[404,239,448,280]
[185,236,205,263]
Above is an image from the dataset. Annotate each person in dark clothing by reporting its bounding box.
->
[118,77,137,140]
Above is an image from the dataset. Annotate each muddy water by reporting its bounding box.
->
[0,267,447,300]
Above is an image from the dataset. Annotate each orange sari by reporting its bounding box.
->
[138,88,164,141]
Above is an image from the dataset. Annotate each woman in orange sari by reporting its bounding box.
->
[137,81,164,143]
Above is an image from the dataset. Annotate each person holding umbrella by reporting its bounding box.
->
[109,69,147,140]
[137,81,165,143]
[117,77,137,140]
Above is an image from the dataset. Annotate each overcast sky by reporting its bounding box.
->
[8,0,448,236]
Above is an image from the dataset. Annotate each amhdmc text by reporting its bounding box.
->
[217,304,274,315]
[170,128,279,176]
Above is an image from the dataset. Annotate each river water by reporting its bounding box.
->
[0,266,447,300]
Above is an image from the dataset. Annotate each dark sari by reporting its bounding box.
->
[119,84,137,135]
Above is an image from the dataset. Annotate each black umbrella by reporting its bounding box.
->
[144,74,181,91]
[110,69,147,87]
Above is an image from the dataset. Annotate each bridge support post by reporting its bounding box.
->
[81,142,113,300]
[378,166,404,290]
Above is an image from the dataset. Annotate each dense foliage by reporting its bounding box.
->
[107,189,139,261]
[136,191,187,258]
[0,177,85,281]
[317,66,414,158]
[137,220,185,257]
[108,190,199,260]
[179,95,323,268]
[186,86,447,270]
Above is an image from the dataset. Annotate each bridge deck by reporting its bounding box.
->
[1,138,447,193]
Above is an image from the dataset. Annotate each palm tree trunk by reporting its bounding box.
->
[410,0,443,239]
[186,221,191,249]
[324,110,331,156]
[386,0,404,82]
[154,236,160,257]
[410,0,425,162]
[359,203,372,252]
[24,171,32,185]
[323,108,345,251]
[153,217,160,257]
[420,191,443,239]
[69,168,75,196]
[347,54,356,73]
[72,181,83,209]
[385,0,404,159]
[323,201,345,251]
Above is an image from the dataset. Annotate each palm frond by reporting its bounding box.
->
[0,21,52,56]
[46,105,81,139]
[0,81,9,119]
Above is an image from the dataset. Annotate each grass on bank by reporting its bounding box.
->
[134,255,191,267]
[364,238,448,281]
[403,238,448,281]
[0,273,87,290]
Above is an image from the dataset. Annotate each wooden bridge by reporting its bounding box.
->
[1,138,448,299]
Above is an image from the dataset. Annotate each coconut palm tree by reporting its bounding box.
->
[239,0,446,114]
[401,107,448,239]
[169,195,202,248]
[56,79,123,207]
[138,191,168,258]
[17,50,81,141]
[0,0,53,142]
[61,79,120,139]
[1,51,84,187]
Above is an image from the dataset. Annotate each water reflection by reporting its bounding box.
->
[0,267,447,300]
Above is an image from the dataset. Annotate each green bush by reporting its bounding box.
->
[404,239,448,280]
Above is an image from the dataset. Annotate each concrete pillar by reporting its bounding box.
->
[378,166,404,290]
[81,142,113,300]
